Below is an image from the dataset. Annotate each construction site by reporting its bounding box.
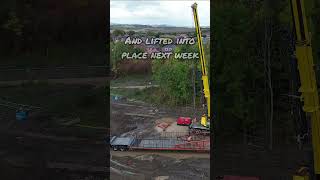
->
[109,0,320,179]
[109,2,212,179]
[1,0,320,179]
[110,96,210,180]
[0,66,108,180]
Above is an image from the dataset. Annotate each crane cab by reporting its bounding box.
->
[201,114,207,127]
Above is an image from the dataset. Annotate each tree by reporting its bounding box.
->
[127,30,135,36]
[152,59,192,105]
[112,29,125,37]
[146,31,156,37]
[0,0,107,65]
[110,41,144,73]
[155,32,161,38]
[212,2,270,136]
[2,11,23,36]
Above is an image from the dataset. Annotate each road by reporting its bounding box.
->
[111,85,159,90]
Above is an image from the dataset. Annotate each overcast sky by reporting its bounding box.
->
[110,0,210,27]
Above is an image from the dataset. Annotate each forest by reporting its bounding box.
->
[212,0,320,145]
[0,0,106,66]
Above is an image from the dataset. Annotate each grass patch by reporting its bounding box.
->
[111,87,203,108]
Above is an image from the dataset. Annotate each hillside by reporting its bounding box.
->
[110,23,210,33]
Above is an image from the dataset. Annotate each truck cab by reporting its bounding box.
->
[109,136,135,151]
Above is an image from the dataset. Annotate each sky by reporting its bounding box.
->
[110,0,210,27]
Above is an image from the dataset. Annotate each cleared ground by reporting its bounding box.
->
[110,93,210,180]
[0,82,107,180]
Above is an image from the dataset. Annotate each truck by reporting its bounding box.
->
[108,135,209,152]
[109,136,136,151]
[189,122,210,135]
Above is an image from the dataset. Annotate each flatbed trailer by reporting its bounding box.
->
[109,136,210,152]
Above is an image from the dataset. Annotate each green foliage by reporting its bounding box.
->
[150,40,210,106]
[0,0,106,64]
[112,29,125,36]
[211,0,320,140]
[175,44,198,55]
[152,59,192,105]
[146,31,158,37]
[278,2,291,24]
[127,30,135,36]
[212,2,267,133]
[147,28,213,107]
[110,41,144,72]
[155,32,161,38]
[204,42,210,73]
[2,11,23,36]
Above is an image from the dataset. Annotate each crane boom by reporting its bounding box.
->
[290,0,320,178]
[191,3,211,128]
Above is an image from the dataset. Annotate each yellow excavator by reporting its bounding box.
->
[290,0,320,179]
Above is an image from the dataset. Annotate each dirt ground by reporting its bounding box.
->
[110,95,313,179]
[110,97,203,137]
[111,154,209,180]
[0,83,107,180]
[110,97,210,180]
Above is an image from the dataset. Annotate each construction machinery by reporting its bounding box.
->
[290,0,320,179]
[191,2,211,130]
[108,135,209,152]
[177,2,211,134]
[0,99,41,121]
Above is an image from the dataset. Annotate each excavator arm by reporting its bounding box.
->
[290,0,320,178]
[191,3,211,128]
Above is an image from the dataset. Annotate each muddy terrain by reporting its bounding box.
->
[110,93,313,179]
[0,83,107,180]
[110,96,210,180]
